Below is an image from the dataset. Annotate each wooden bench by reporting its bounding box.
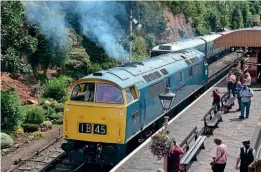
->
[177,127,206,172]
[203,106,223,135]
[221,92,235,113]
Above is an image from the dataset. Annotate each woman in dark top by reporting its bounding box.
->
[212,88,221,111]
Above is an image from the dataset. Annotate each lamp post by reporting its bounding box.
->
[158,87,176,172]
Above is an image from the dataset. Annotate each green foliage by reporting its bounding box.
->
[25,106,45,124]
[132,2,166,35]
[132,36,148,61]
[43,75,72,101]
[41,121,53,129]
[1,88,26,133]
[1,48,22,73]
[28,131,44,140]
[53,103,64,113]
[1,133,14,149]
[144,34,156,49]
[50,113,62,120]
[22,124,39,133]
[231,7,244,29]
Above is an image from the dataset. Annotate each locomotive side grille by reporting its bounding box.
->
[153,71,162,78]
[185,60,191,65]
[160,68,168,75]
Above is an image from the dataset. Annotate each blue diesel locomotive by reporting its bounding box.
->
[61,49,212,165]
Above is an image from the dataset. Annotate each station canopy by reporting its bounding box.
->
[215,27,261,48]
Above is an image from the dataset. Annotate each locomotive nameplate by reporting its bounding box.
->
[79,123,107,135]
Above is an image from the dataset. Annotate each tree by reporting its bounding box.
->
[241,1,252,28]
[231,8,243,29]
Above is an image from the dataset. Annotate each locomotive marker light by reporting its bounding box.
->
[158,87,176,172]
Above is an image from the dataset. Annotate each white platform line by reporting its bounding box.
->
[110,75,227,172]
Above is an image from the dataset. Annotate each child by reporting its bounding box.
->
[212,88,221,111]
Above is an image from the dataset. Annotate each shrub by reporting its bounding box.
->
[43,75,72,101]
[28,131,44,140]
[25,106,45,124]
[22,124,39,133]
[1,132,14,149]
[53,103,64,113]
[50,113,62,120]
[41,121,53,129]
[1,87,26,133]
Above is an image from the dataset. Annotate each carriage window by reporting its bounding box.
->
[195,64,200,73]
[70,83,95,102]
[96,83,123,104]
[189,68,193,77]
[125,87,137,104]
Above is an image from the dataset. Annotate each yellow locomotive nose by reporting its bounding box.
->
[63,81,127,144]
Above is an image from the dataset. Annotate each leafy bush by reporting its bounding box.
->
[28,131,44,140]
[41,121,53,129]
[25,106,45,124]
[43,75,72,101]
[53,103,64,113]
[1,48,22,73]
[50,113,62,120]
[1,132,14,149]
[22,124,39,133]
[144,34,156,48]
[1,87,26,133]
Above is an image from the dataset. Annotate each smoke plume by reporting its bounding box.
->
[23,1,71,51]
[23,1,129,61]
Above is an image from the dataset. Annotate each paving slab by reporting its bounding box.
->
[188,83,261,172]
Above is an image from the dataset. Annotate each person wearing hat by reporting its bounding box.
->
[235,140,256,171]
[212,88,221,111]
[239,84,254,119]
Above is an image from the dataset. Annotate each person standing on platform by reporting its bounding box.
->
[236,82,244,111]
[211,138,228,172]
[212,88,221,111]
[226,70,236,97]
[243,72,251,87]
[168,140,184,172]
[239,84,254,119]
[235,140,256,172]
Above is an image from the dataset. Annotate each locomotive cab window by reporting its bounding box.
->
[70,83,95,102]
[96,83,123,104]
[125,86,137,104]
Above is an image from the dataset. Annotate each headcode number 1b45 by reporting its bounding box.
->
[79,123,107,135]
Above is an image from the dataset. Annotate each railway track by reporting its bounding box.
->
[7,135,111,172]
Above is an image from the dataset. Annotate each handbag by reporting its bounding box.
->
[210,150,225,171]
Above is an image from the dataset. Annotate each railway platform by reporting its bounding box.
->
[110,77,261,172]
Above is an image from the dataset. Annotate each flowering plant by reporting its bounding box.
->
[149,130,172,160]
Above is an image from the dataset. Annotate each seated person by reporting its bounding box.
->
[74,84,94,102]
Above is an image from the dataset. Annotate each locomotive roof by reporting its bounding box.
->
[83,49,204,89]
